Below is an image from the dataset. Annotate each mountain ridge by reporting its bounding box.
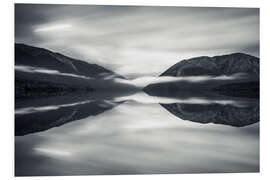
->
[15,43,136,98]
[144,53,259,98]
[15,43,125,79]
[161,53,259,77]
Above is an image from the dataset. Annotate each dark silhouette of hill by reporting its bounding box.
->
[143,53,259,127]
[161,53,259,77]
[144,53,259,98]
[15,44,137,98]
[15,43,124,79]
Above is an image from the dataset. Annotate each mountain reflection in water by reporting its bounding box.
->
[15,90,259,175]
[15,89,259,136]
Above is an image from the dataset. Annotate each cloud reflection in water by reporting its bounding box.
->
[15,91,259,175]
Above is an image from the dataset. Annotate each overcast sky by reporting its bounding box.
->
[15,4,259,78]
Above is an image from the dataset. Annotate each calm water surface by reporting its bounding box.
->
[15,91,259,176]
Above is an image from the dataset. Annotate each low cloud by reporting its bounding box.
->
[15,65,93,79]
[115,73,248,87]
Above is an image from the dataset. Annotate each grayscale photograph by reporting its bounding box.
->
[15,4,259,176]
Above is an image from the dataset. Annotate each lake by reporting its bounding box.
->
[15,90,259,176]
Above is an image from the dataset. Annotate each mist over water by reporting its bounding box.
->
[15,91,248,116]
[15,65,94,80]
[113,91,249,107]
[15,4,259,176]
[115,73,249,88]
[15,88,259,175]
[14,64,259,175]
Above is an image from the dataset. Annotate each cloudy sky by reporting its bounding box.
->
[15,4,259,78]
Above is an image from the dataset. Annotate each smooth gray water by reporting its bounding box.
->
[15,91,259,176]
[15,5,260,176]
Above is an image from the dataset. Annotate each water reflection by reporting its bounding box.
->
[15,91,130,136]
[15,89,259,136]
[15,89,259,175]
[142,90,259,127]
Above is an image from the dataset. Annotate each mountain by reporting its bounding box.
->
[15,43,124,79]
[15,44,136,98]
[143,53,260,127]
[144,53,259,98]
[161,53,259,77]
